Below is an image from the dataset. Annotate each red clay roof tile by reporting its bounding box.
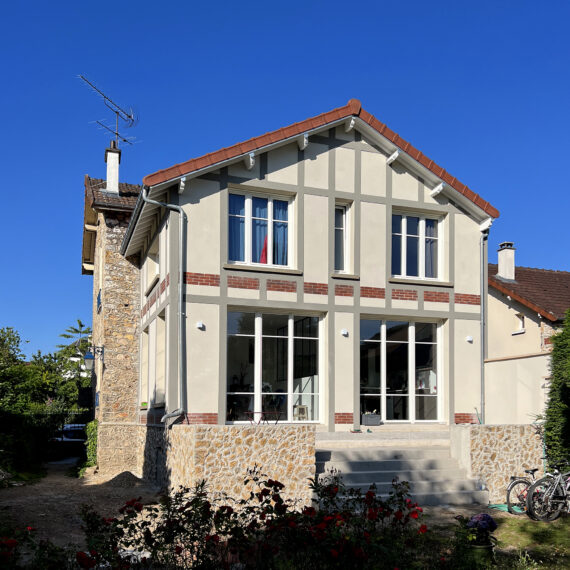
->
[489,264,570,322]
[142,99,499,218]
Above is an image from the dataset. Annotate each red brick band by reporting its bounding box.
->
[455,293,480,305]
[267,279,297,293]
[185,272,220,286]
[335,413,354,424]
[227,275,260,290]
[335,284,354,297]
[185,413,218,425]
[361,286,386,299]
[391,288,418,301]
[304,282,328,295]
[424,291,450,303]
[454,413,479,424]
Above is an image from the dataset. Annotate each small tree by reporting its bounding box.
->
[544,310,570,465]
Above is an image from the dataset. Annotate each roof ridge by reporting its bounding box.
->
[489,263,570,275]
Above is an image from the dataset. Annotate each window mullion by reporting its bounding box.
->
[268,199,274,265]
[380,321,386,421]
[401,216,407,277]
[287,316,294,422]
[245,196,252,264]
[254,314,262,421]
[409,323,416,423]
[419,218,426,279]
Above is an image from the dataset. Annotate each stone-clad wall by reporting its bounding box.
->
[95,424,316,505]
[135,425,315,503]
[451,424,544,503]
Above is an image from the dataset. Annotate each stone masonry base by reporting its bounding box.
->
[451,424,544,503]
[97,423,316,503]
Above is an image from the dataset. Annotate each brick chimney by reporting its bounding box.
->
[497,241,515,280]
[104,140,121,194]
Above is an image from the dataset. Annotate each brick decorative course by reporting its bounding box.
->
[361,286,386,299]
[267,279,297,293]
[335,413,354,424]
[185,272,220,287]
[304,282,328,295]
[454,413,479,424]
[335,284,354,297]
[184,413,218,425]
[455,293,480,305]
[424,290,450,303]
[228,275,260,290]
[391,288,418,301]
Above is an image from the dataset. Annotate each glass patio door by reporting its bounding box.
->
[360,320,439,422]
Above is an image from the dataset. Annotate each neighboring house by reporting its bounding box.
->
[485,242,570,424]
[82,99,505,479]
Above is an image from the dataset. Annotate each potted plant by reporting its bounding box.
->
[361,410,381,426]
[455,513,498,564]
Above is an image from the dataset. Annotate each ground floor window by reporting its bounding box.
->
[360,320,438,421]
[226,312,320,422]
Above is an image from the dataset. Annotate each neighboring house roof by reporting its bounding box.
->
[489,264,570,322]
[82,175,141,275]
[142,98,499,219]
[84,175,141,212]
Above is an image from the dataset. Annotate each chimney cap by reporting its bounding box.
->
[498,241,515,251]
[105,140,121,164]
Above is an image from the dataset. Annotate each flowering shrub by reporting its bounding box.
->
[455,513,498,547]
[76,467,428,569]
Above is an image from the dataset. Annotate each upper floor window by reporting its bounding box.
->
[334,205,346,272]
[392,214,440,279]
[229,193,290,266]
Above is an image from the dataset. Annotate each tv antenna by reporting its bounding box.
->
[79,74,138,146]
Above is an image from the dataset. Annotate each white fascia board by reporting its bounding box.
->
[145,118,348,194]
[353,118,490,222]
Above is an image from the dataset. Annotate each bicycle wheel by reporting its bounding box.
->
[526,477,563,522]
[507,479,530,515]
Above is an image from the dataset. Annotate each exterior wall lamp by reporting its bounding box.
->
[84,346,104,372]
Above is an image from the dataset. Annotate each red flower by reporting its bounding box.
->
[76,551,97,569]
[394,510,403,520]
[418,524,428,534]
[410,510,419,519]
[0,538,17,549]
[367,508,378,521]
[303,506,316,517]
[175,545,183,554]
[330,549,339,558]
[416,507,423,513]
[365,490,375,504]
[26,526,36,532]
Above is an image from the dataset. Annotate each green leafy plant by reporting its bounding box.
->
[544,310,570,466]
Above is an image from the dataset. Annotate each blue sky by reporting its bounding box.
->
[1,1,569,357]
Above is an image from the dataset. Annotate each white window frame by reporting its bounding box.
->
[145,237,160,294]
[334,204,350,273]
[512,312,526,336]
[228,192,293,267]
[226,312,321,423]
[392,213,442,280]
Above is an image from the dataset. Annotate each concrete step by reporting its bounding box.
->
[316,446,452,462]
[316,429,451,449]
[317,468,466,484]
[317,457,460,472]
[342,478,480,495]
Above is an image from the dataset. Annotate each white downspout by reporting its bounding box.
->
[479,219,492,424]
[140,185,187,425]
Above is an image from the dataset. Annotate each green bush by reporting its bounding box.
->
[544,310,570,466]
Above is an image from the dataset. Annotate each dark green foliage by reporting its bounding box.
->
[0,323,92,473]
[544,310,570,466]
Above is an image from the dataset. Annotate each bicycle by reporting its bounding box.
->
[506,468,539,516]
[526,464,570,522]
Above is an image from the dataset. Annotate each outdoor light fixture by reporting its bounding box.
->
[340,328,349,337]
[84,346,104,372]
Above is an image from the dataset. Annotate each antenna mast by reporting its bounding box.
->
[79,75,138,146]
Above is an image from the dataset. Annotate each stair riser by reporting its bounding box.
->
[317,459,460,472]
[316,449,451,462]
[317,469,466,484]
[346,480,481,494]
